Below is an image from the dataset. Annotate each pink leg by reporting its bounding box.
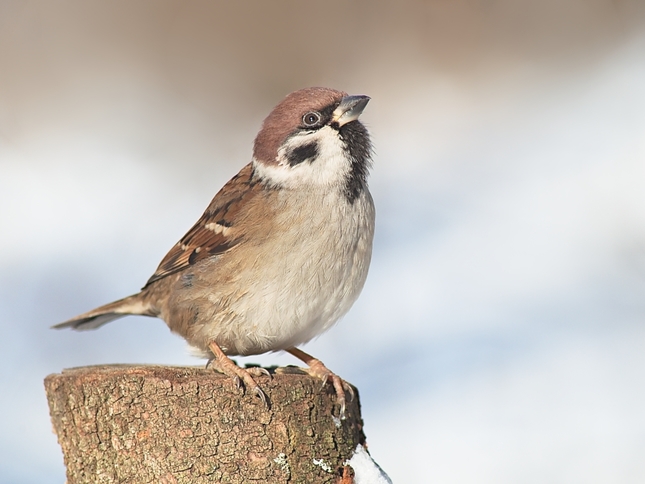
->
[287,347,354,418]
[208,341,270,408]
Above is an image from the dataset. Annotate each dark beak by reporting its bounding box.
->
[332,95,370,126]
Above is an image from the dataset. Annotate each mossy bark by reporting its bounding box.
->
[44,365,365,483]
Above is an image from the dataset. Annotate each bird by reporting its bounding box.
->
[54,87,375,417]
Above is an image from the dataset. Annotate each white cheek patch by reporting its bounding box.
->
[253,126,351,189]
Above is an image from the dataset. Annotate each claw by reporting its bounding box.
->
[345,383,355,402]
[330,374,348,420]
[233,375,242,391]
[246,366,272,379]
[207,341,271,409]
[286,348,353,420]
[320,373,329,390]
[254,386,270,409]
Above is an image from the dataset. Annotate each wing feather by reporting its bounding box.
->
[143,163,260,287]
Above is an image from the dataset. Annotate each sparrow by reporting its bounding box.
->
[55,87,375,416]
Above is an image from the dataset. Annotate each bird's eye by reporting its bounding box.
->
[302,112,321,127]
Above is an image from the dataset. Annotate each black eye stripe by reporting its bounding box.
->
[318,104,337,126]
[287,142,319,166]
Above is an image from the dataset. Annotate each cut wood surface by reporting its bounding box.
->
[45,365,365,483]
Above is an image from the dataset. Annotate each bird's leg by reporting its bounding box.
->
[207,341,270,409]
[286,347,354,419]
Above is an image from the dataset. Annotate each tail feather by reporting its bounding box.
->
[53,294,150,331]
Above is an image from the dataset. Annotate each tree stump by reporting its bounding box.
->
[44,365,366,484]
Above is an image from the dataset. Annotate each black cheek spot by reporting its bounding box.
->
[287,142,319,166]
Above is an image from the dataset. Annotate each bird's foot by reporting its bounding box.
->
[287,348,354,419]
[207,342,271,409]
[305,358,354,419]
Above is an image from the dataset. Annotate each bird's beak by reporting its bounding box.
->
[332,95,370,127]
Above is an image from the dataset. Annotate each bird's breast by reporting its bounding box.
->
[177,187,375,356]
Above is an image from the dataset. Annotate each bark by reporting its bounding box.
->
[44,365,365,484]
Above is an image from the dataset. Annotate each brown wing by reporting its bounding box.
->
[143,163,260,288]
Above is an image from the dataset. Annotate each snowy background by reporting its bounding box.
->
[2,1,645,482]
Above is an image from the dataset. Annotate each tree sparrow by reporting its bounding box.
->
[55,87,375,416]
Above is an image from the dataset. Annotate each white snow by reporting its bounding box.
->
[347,445,393,484]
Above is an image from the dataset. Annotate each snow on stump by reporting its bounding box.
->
[44,365,366,483]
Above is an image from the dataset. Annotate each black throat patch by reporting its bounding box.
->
[339,121,372,204]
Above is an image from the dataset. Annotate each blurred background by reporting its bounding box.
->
[2,0,645,482]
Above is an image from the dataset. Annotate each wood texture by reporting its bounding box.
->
[44,365,365,483]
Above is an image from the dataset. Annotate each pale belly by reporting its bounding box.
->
[165,189,375,356]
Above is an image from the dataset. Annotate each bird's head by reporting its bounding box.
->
[252,87,372,202]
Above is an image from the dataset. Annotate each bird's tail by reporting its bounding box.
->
[52,293,152,331]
